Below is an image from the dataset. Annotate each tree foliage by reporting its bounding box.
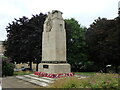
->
[4,12,119,73]
[86,17,120,73]
[65,18,89,72]
[3,13,47,70]
[4,16,89,72]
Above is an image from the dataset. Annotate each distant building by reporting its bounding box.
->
[0,41,4,76]
[0,41,4,56]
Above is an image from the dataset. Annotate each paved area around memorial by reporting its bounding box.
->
[1,74,88,89]
[0,77,2,90]
[2,76,42,88]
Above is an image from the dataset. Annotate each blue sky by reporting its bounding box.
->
[0,0,120,41]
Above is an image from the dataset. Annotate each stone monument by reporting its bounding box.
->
[38,10,71,74]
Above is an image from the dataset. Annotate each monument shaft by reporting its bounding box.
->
[42,11,66,62]
[39,10,70,74]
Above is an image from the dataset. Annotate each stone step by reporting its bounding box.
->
[41,77,55,81]
[30,74,55,81]
[16,76,49,87]
[29,74,38,77]
[24,75,54,83]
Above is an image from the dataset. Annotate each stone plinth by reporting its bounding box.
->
[39,63,70,74]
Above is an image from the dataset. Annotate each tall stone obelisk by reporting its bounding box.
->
[38,10,70,74]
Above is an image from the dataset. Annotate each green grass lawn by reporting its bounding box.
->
[49,73,119,89]
[74,72,96,76]
[13,71,119,89]
[14,71,34,76]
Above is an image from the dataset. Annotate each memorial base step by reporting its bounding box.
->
[16,74,55,87]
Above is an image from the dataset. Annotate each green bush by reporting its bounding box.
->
[49,73,119,89]
[2,59,14,76]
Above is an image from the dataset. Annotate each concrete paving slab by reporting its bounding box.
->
[24,75,54,83]
[16,76,49,87]
[2,76,41,88]
[41,77,55,81]
[29,80,48,87]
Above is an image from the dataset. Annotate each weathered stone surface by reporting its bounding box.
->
[2,76,41,88]
[24,75,54,83]
[38,10,71,74]
[30,74,55,80]
[42,10,66,62]
[39,63,70,74]
[0,41,4,56]
[16,75,51,87]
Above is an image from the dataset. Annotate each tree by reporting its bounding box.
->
[86,17,120,73]
[28,13,47,71]
[4,13,47,70]
[65,18,89,72]
[109,17,120,73]
[4,15,89,72]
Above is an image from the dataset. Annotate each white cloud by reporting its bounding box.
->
[0,0,119,40]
